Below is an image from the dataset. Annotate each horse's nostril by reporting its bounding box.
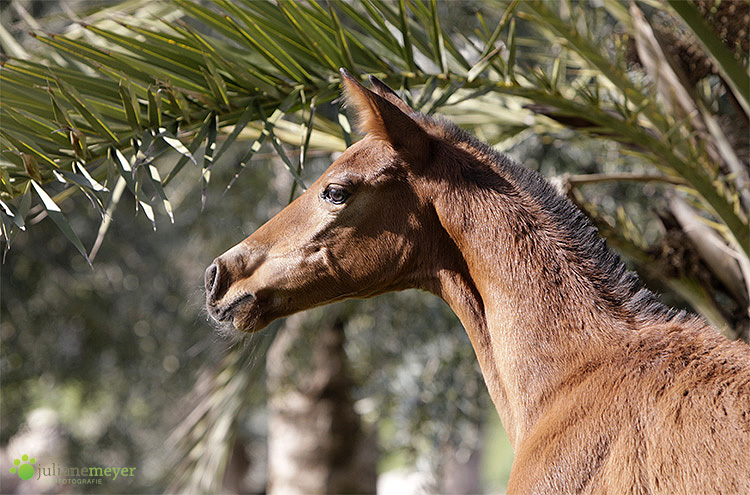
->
[205,263,220,300]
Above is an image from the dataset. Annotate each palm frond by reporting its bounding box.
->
[3,1,749,489]
[1,0,747,342]
[166,330,276,493]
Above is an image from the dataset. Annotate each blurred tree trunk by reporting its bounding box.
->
[439,446,482,495]
[266,311,377,495]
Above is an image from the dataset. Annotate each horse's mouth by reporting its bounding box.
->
[208,293,255,324]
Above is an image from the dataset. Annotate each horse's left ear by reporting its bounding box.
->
[368,75,415,114]
[340,68,430,161]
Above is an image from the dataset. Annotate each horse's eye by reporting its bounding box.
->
[322,185,350,205]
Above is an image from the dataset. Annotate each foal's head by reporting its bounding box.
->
[205,70,447,332]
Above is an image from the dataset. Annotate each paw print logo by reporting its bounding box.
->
[9,454,35,480]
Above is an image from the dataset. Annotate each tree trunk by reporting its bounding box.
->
[266,311,377,495]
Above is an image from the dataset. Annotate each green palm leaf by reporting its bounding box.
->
[1,0,746,303]
[1,11,748,487]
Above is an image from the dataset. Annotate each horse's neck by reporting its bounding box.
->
[430,181,629,447]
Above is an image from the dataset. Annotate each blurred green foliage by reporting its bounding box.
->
[0,145,281,491]
[1,0,748,492]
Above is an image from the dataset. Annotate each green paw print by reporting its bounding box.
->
[9,454,35,480]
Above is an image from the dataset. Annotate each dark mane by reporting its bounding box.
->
[211,71,750,493]
[424,115,695,326]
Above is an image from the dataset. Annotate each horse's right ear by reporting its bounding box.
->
[340,68,429,161]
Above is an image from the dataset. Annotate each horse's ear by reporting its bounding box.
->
[340,68,429,161]
[368,75,415,114]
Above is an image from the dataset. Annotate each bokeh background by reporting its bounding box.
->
[1,0,747,493]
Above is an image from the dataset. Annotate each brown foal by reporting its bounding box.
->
[206,70,750,494]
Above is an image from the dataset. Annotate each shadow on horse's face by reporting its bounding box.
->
[205,134,434,333]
